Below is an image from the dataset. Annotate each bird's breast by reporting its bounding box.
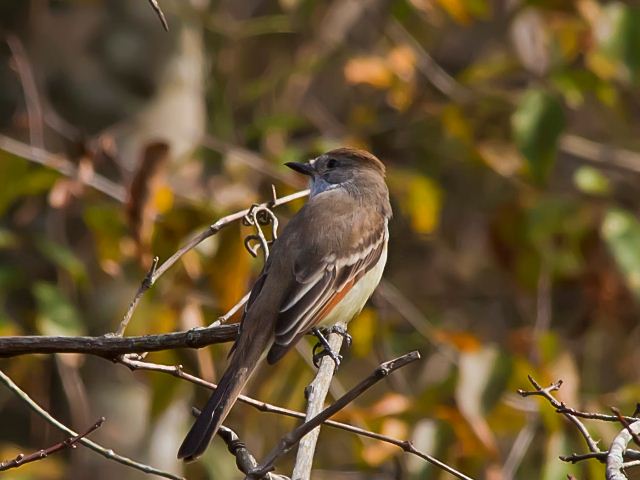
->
[318,239,388,328]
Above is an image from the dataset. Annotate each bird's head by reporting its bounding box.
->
[286,148,386,198]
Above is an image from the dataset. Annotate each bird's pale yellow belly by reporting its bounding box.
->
[318,240,388,328]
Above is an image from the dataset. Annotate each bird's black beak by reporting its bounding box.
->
[285,161,315,176]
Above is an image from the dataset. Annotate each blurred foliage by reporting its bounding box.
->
[1,0,640,479]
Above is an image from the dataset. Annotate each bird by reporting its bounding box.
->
[178,147,392,461]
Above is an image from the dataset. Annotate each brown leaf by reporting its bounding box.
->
[126,141,170,267]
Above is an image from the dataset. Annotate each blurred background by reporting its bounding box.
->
[1,0,640,479]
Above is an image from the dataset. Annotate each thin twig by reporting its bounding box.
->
[0,369,183,480]
[556,406,637,423]
[518,376,600,453]
[612,408,640,448]
[0,134,126,202]
[146,0,169,31]
[292,331,344,479]
[0,324,238,357]
[6,34,44,149]
[209,291,251,327]
[116,256,159,336]
[252,351,429,478]
[0,417,104,471]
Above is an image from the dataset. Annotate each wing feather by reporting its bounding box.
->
[272,224,387,351]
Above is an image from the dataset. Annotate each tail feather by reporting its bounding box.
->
[178,331,269,461]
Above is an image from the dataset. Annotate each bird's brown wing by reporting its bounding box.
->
[266,222,387,364]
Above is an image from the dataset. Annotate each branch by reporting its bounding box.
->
[0,134,126,202]
[292,330,344,479]
[146,0,169,31]
[217,426,289,480]
[611,407,640,448]
[251,351,425,478]
[0,369,183,480]
[119,356,473,479]
[6,34,44,149]
[607,420,640,480]
[518,376,601,453]
[0,417,104,471]
[0,324,238,357]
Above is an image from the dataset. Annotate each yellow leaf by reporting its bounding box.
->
[437,0,472,24]
[344,56,393,88]
[389,171,443,234]
[152,184,174,214]
[350,307,375,357]
[442,104,473,145]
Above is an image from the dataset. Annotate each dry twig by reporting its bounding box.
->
[518,376,600,453]
[0,369,183,480]
[146,0,169,31]
[0,417,104,471]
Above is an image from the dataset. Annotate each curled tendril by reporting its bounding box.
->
[242,202,280,260]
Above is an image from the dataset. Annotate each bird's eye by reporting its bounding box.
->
[326,158,338,169]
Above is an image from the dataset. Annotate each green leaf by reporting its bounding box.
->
[600,3,640,83]
[602,208,640,300]
[0,151,59,215]
[33,282,85,336]
[512,89,565,185]
[573,166,611,196]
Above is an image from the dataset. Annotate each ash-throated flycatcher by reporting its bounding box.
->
[178,147,392,461]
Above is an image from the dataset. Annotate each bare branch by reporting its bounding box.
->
[292,331,344,479]
[607,420,640,480]
[518,376,600,453]
[556,406,637,423]
[611,408,640,448]
[119,356,473,479]
[0,324,238,358]
[6,34,44,148]
[0,369,183,480]
[217,426,289,480]
[0,417,104,471]
[252,351,426,478]
[146,0,169,31]
[0,134,126,202]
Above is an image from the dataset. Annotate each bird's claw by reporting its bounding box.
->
[326,324,352,347]
[312,342,342,370]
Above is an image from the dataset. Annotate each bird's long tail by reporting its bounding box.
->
[177,328,271,461]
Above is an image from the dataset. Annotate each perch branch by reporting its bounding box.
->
[292,330,344,479]
[252,351,432,478]
[0,369,183,480]
[0,417,104,471]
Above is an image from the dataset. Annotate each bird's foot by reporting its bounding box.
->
[311,327,342,370]
[326,324,352,347]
